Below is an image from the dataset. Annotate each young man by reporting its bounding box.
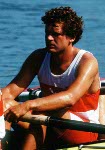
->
[2,6,100,149]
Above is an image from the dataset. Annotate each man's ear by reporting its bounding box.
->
[69,38,75,43]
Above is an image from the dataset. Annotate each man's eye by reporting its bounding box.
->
[45,31,62,37]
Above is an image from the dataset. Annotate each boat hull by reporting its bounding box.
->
[57,140,105,150]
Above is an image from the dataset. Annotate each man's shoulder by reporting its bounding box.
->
[82,51,97,61]
[28,48,47,72]
[32,48,47,56]
[30,48,47,61]
[79,51,98,71]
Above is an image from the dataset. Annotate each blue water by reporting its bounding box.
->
[0,0,105,88]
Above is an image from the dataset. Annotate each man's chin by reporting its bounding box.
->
[46,47,57,53]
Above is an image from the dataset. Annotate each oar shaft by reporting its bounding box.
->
[20,114,105,134]
[48,117,105,134]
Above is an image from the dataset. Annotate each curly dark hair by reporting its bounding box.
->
[41,6,83,45]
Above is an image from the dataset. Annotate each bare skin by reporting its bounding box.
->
[2,23,100,149]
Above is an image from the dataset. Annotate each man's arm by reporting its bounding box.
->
[2,49,46,100]
[2,49,47,114]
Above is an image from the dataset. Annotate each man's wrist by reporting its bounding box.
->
[25,101,31,111]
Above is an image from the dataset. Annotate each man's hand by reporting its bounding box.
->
[4,102,29,123]
[3,98,18,112]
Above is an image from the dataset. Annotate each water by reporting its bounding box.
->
[0,0,105,88]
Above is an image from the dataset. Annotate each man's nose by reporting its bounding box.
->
[47,35,54,40]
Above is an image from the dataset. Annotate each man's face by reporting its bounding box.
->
[45,23,71,53]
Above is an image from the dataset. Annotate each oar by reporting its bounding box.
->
[100,87,105,95]
[20,114,105,134]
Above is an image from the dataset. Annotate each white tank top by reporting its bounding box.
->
[38,49,88,90]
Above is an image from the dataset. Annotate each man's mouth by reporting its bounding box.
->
[47,44,55,48]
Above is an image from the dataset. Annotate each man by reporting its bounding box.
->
[2,6,100,149]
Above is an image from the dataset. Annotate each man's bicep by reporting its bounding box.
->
[75,57,98,91]
[67,58,98,101]
[2,54,36,99]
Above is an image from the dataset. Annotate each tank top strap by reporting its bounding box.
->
[70,49,89,70]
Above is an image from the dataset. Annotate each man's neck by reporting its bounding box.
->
[51,46,78,65]
[50,47,79,75]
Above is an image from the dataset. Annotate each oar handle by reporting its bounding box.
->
[20,114,50,125]
[20,114,105,134]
